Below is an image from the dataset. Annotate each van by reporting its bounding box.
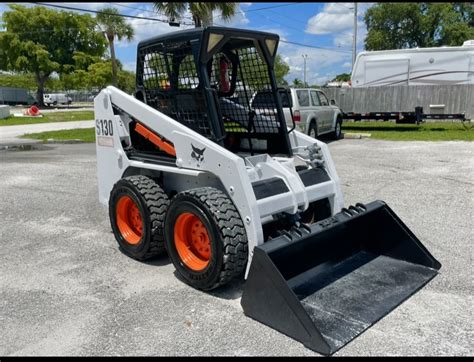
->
[43,93,72,106]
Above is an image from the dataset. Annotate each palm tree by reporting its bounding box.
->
[154,2,238,27]
[96,7,134,87]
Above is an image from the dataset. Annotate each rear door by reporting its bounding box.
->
[296,89,311,130]
[278,89,293,126]
[315,90,332,132]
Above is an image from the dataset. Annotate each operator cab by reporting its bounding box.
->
[134,27,292,158]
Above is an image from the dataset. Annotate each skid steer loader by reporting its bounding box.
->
[94,27,441,355]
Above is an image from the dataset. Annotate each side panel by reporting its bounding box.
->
[95,87,265,277]
[364,59,410,87]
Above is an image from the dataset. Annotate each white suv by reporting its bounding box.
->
[251,88,343,139]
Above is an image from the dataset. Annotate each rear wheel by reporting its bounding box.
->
[308,121,317,138]
[165,187,248,290]
[331,117,342,140]
[109,175,169,260]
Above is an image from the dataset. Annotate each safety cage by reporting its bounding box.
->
[134,27,292,156]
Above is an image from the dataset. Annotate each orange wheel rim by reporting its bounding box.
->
[174,212,211,271]
[116,195,143,245]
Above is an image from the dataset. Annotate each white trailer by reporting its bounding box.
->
[351,40,474,87]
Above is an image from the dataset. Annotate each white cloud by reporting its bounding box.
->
[277,41,351,85]
[256,28,288,41]
[122,61,136,72]
[305,2,374,37]
[117,4,194,49]
[342,62,351,68]
[212,4,250,27]
[306,3,355,35]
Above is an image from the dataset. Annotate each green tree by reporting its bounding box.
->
[332,73,351,82]
[292,78,304,87]
[153,2,238,27]
[0,72,37,90]
[85,59,135,93]
[0,5,106,105]
[118,70,136,94]
[364,3,474,50]
[274,55,290,86]
[96,7,134,87]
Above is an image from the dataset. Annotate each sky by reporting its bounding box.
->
[0,2,374,85]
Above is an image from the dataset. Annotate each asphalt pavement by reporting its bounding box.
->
[0,140,472,356]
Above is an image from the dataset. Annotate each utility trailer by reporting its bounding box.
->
[94,27,441,355]
[343,106,467,125]
[0,86,36,106]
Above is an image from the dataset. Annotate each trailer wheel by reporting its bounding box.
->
[109,175,169,260]
[165,187,248,291]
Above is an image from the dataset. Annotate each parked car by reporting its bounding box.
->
[251,87,343,139]
[43,93,72,106]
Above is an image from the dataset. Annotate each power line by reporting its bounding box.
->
[213,2,304,21]
[24,2,351,54]
[280,40,352,53]
[110,2,194,20]
[33,2,195,26]
[243,3,305,13]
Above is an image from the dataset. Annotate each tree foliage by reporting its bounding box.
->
[332,73,351,82]
[364,3,474,50]
[154,2,238,27]
[96,7,134,87]
[0,4,107,104]
[292,78,304,87]
[274,55,290,86]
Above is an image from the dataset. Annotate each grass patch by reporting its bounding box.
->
[343,121,473,141]
[21,127,96,143]
[0,110,94,126]
[19,121,474,144]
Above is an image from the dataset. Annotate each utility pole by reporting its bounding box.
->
[302,54,308,87]
[352,2,358,70]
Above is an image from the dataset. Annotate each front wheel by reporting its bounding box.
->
[165,187,248,291]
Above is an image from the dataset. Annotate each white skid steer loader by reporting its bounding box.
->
[94,27,441,355]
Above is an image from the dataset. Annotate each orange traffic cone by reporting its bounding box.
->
[24,105,40,116]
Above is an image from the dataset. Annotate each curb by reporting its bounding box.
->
[0,142,42,151]
[0,139,87,151]
[343,133,372,139]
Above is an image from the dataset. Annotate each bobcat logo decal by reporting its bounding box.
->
[191,144,206,165]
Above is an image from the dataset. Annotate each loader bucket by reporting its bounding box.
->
[241,200,441,355]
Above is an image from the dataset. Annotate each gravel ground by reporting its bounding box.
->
[0,140,472,356]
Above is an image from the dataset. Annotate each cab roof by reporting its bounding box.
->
[137,26,279,49]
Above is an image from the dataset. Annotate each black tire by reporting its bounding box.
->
[308,121,317,138]
[109,175,169,260]
[53,101,57,106]
[165,187,248,291]
[331,117,343,140]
